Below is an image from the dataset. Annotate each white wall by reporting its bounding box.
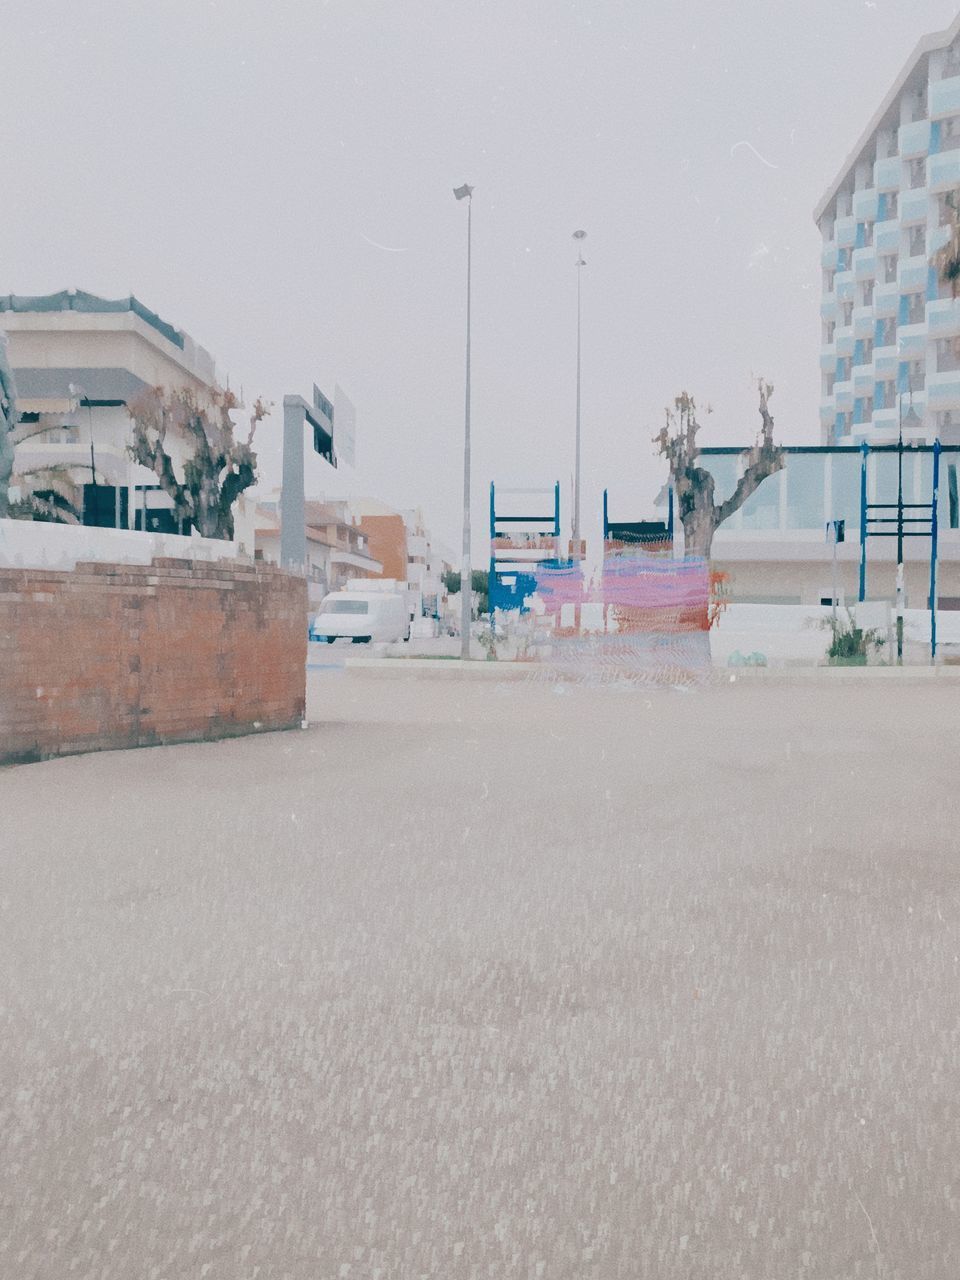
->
[0,517,245,570]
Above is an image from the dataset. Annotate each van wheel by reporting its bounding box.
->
[325,636,336,644]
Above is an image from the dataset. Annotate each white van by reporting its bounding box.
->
[310,591,410,644]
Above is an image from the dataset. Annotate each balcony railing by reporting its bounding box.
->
[927,370,960,406]
[899,118,931,156]
[928,148,960,193]
[931,75,960,120]
[874,155,901,190]
[852,188,879,222]
[927,297,960,337]
[835,215,857,248]
[900,187,930,224]
[874,220,900,254]
[852,247,876,279]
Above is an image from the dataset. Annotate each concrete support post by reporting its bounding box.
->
[281,395,307,571]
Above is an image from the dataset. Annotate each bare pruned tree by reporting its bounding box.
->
[128,386,269,540]
[653,379,783,558]
[935,189,960,297]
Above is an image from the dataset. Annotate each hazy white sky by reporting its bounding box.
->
[4,0,960,552]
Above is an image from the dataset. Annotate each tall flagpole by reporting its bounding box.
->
[572,230,587,558]
[454,183,474,659]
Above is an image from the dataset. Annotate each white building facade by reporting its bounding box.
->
[816,13,960,445]
[0,290,258,545]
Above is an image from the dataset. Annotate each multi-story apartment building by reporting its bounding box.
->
[816,12,960,444]
[0,289,228,531]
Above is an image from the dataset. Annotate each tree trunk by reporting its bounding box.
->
[0,422,15,518]
[681,508,716,559]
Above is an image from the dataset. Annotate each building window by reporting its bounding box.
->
[877,316,897,347]
[908,157,926,189]
[859,280,875,307]
[823,319,836,344]
[939,191,960,226]
[942,116,960,151]
[824,373,836,395]
[905,292,925,325]
[881,254,898,283]
[937,337,960,372]
[908,225,926,257]
[837,357,852,382]
[876,381,896,410]
[842,302,854,326]
[885,191,899,219]
[911,89,927,122]
[824,269,836,293]
[907,359,925,391]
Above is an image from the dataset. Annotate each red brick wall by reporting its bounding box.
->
[0,557,307,765]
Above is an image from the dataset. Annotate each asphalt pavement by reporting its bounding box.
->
[2,670,959,1278]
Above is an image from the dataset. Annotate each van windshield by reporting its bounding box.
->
[325,600,368,615]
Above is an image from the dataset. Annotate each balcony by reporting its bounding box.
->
[874,219,900,254]
[852,246,876,279]
[874,154,902,190]
[329,547,383,573]
[834,379,854,406]
[931,74,960,120]
[926,370,960,407]
[835,271,856,302]
[835,325,855,356]
[900,118,931,156]
[874,343,899,375]
[927,296,960,337]
[928,148,960,192]
[820,342,837,369]
[873,280,899,316]
[12,440,130,485]
[853,305,875,337]
[835,215,857,248]
[897,323,927,356]
[820,293,839,321]
[899,255,930,291]
[852,188,879,222]
[870,407,900,432]
[929,224,951,255]
[821,243,839,270]
[853,363,874,393]
[899,186,930,224]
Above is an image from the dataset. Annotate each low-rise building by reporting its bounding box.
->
[255,494,381,607]
[695,444,960,607]
[352,498,454,621]
[0,289,257,546]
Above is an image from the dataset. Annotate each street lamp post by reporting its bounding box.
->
[454,182,474,660]
[896,395,905,664]
[572,230,587,559]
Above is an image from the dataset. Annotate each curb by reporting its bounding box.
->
[341,657,960,684]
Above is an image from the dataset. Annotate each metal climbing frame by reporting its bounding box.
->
[858,439,941,662]
[602,488,674,551]
[488,482,563,616]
